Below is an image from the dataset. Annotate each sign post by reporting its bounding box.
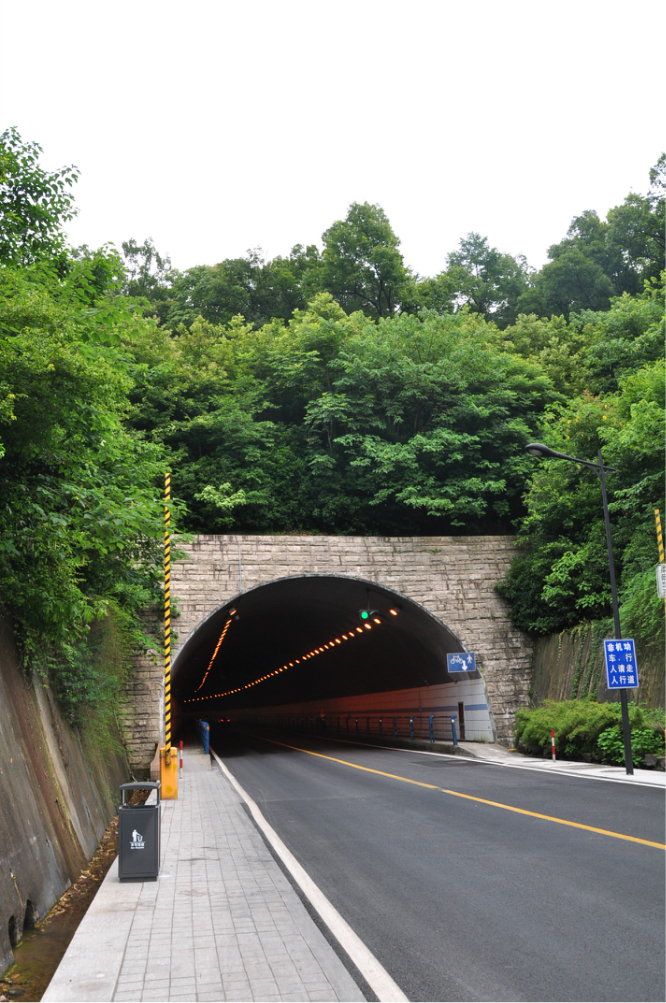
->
[525,442,635,773]
[164,472,172,749]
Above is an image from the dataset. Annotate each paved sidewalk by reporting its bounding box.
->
[43,747,364,1003]
[457,740,666,786]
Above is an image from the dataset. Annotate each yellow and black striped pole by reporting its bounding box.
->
[164,472,172,749]
[655,509,666,612]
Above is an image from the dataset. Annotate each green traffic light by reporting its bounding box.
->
[360,610,369,619]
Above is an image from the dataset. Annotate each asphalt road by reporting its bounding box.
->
[211,728,665,1003]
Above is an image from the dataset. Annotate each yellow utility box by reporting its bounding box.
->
[159,745,178,799]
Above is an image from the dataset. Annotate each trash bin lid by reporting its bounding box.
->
[119,780,161,807]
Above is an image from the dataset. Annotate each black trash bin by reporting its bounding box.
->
[118,781,161,882]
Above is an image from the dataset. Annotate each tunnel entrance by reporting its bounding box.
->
[173,575,477,719]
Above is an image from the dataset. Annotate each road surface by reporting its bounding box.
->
[211,728,665,1002]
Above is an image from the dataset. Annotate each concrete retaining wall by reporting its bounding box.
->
[0,620,127,974]
[530,624,665,709]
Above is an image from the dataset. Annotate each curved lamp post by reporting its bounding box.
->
[525,443,634,775]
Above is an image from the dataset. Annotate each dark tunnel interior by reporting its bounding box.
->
[173,575,471,717]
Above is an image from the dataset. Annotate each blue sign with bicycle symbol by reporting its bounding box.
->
[447,652,476,673]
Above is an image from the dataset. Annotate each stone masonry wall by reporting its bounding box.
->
[125,535,533,770]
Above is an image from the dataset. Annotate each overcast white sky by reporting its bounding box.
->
[1,0,664,277]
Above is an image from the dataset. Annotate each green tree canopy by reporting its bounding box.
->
[0,263,170,671]
[121,237,178,324]
[444,232,531,327]
[319,202,411,318]
[497,355,665,640]
[123,293,557,536]
[517,156,665,319]
[163,244,319,330]
[0,127,79,266]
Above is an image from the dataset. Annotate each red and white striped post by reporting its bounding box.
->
[179,740,183,776]
[551,728,556,761]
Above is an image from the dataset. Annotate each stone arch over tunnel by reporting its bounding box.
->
[172,575,470,718]
[125,535,534,771]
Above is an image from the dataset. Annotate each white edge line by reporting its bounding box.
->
[210,747,409,1003]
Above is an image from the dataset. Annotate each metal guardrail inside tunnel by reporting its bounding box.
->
[234,712,460,745]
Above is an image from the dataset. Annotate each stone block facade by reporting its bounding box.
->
[125,535,532,770]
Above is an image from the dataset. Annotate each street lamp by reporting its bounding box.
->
[525,442,634,775]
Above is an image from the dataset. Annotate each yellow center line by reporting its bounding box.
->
[267,737,440,789]
[261,736,666,850]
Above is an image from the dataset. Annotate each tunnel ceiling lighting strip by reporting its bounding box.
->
[193,616,234,693]
[183,610,398,704]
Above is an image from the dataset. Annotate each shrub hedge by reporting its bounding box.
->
[514,699,665,767]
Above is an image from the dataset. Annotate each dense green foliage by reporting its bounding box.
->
[1,127,663,721]
[517,157,665,318]
[0,257,172,715]
[123,296,555,535]
[496,289,664,642]
[514,699,665,767]
[0,126,79,267]
[0,131,177,717]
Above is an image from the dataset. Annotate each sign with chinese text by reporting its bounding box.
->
[656,563,666,599]
[603,639,639,689]
[447,652,476,673]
